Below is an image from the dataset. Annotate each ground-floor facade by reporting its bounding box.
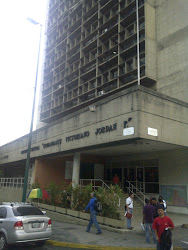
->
[0,86,188,214]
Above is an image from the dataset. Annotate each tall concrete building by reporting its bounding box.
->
[0,0,188,214]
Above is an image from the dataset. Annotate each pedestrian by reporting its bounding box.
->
[151,197,159,218]
[143,198,157,244]
[158,195,167,215]
[125,192,134,230]
[152,205,174,250]
[83,192,102,235]
[113,173,120,185]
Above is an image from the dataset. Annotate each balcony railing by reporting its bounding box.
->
[0,178,31,189]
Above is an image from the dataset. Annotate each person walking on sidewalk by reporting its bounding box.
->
[143,198,157,244]
[152,205,174,250]
[126,192,134,230]
[83,192,102,235]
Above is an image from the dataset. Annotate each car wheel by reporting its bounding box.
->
[0,233,7,250]
[35,240,46,247]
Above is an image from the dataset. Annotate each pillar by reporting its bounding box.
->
[72,153,80,188]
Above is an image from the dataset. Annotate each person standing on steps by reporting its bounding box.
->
[83,192,102,235]
[126,192,134,230]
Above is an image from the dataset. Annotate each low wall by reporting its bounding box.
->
[167,205,188,215]
[38,203,124,229]
[0,188,23,202]
[0,187,30,203]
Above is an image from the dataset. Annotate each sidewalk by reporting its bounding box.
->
[46,212,188,249]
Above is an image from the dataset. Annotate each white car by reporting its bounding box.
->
[0,202,52,249]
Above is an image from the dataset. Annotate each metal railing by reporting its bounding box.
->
[0,178,31,189]
[126,181,149,205]
[79,179,120,207]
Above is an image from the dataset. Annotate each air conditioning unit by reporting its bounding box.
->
[98,90,105,96]
[89,105,96,112]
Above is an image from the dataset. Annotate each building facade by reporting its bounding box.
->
[0,0,188,214]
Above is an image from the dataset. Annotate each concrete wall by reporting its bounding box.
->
[0,188,27,203]
[145,2,157,80]
[159,148,188,215]
[137,89,188,146]
[159,148,188,185]
[0,86,188,165]
[34,157,72,188]
[156,0,188,102]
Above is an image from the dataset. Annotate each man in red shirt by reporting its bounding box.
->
[113,174,119,185]
[152,205,174,250]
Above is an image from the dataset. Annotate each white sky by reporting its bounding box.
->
[0,0,48,146]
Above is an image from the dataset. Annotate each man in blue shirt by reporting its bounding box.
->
[83,192,102,234]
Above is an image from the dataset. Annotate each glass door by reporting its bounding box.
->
[145,167,159,193]
[126,168,136,193]
[136,167,145,193]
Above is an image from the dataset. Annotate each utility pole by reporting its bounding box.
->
[22,18,42,202]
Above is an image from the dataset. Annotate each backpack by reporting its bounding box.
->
[160,228,172,247]
[94,198,102,213]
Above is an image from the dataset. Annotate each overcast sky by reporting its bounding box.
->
[0,0,48,146]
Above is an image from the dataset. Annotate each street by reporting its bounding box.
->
[6,220,188,250]
[8,245,88,250]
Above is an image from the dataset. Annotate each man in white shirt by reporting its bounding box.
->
[126,192,134,230]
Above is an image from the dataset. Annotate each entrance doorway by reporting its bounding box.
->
[136,167,144,192]
[124,166,159,193]
[106,159,159,193]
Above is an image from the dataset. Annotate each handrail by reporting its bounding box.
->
[126,181,149,205]
[0,177,31,189]
[79,179,120,207]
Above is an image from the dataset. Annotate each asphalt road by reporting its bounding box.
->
[8,245,87,250]
[6,220,188,250]
[8,243,90,250]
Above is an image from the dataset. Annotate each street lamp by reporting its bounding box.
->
[22,18,42,202]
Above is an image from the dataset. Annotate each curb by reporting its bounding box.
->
[46,240,184,250]
[45,210,128,234]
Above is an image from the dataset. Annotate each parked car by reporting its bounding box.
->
[0,202,52,249]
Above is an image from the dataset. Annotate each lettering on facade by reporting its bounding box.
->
[42,139,62,148]
[21,146,40,154]
[95,123,117,135]
[66,131,90,142]
[1,155,8,160]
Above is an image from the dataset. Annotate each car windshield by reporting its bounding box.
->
[12,206,44,216]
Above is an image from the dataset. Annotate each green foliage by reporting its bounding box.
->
[58,182,73,208]
[45,182,122,220]
[31,179,41,189]
[47,181,61,206]
[71,184,93,211]
[95,185,122,219]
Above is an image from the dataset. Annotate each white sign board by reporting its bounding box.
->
[123,127,134,136]
[65,161,73,179]
[148,127,158,137]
